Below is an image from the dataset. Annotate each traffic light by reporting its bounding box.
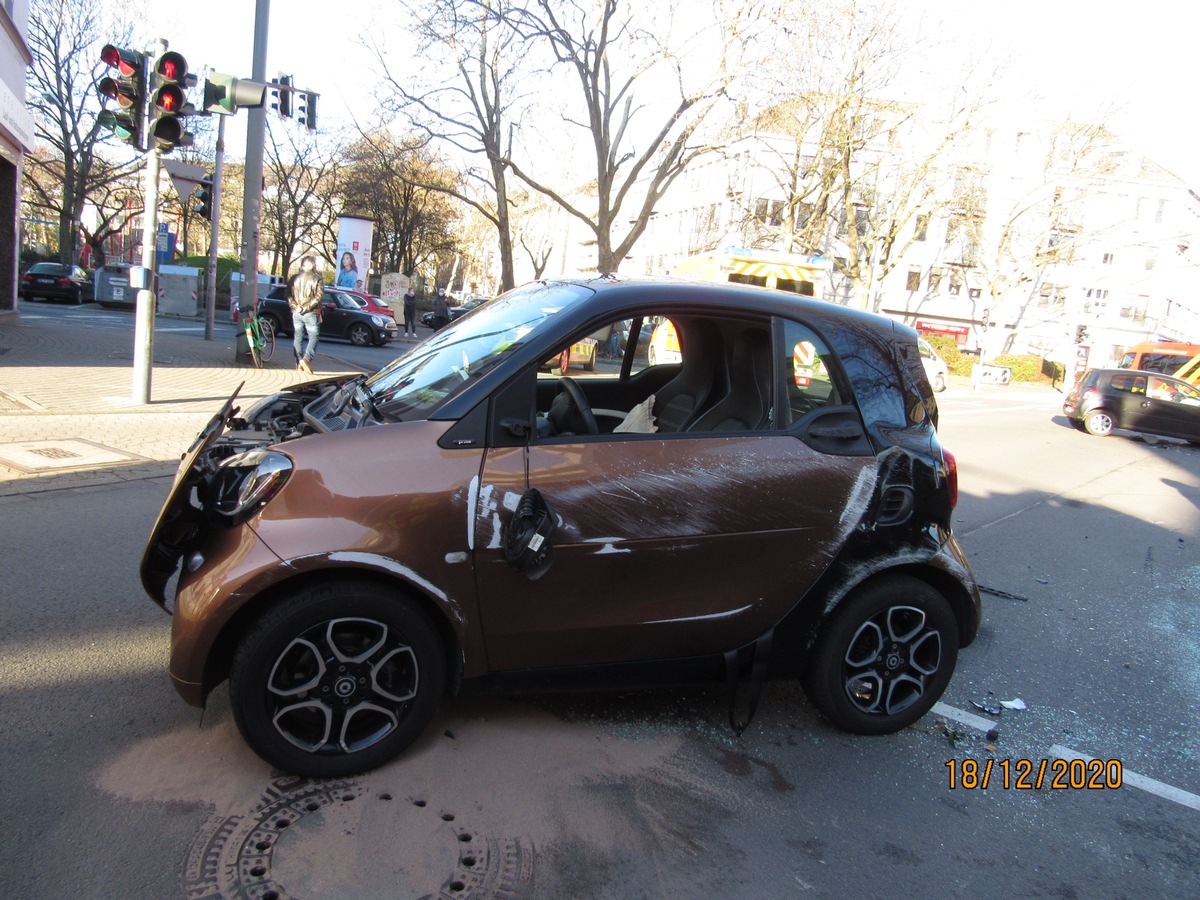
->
[1075,325,1089,344]
[149,51,196,152]
[272,75,292,119]
[203,72,269,115]
[981,308,990,328]
[297,90,318,132]
[97,44,146,149]
[194,176,213,221]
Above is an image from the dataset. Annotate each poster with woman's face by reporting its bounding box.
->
[336,216,374,292]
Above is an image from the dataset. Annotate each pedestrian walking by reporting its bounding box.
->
[403,286,418,337]
[289,256,324,374]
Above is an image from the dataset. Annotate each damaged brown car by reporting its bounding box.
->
[142,276,981,777]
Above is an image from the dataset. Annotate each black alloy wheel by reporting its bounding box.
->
[230,581,445,777]
[803,575,958,735]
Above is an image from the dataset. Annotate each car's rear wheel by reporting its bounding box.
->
[229,580,445,777]
[803,575,958,735]
[931,373,946,392]
[348,323,371,346]
[1083,409,1114,436]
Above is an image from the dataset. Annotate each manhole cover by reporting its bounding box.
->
[0,439,149,473]
[184,776,534,899]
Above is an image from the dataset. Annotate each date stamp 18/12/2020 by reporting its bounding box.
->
[946,758,1123,790]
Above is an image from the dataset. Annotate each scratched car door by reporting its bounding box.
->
[471,322,876,671]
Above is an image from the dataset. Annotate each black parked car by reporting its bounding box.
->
[19,262,94,305]
[1063,368,1200,443]
[260,287,400,346]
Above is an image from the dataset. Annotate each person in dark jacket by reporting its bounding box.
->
[431,287,450,330]
[403,286,418,337]
[289,256,323,374]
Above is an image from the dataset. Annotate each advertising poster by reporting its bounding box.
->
[335,215,375,292]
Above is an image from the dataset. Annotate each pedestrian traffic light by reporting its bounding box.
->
[202,72,269,115]
[271,75,293,119]
[98,44,146,149]
[297,90,318,132]
[149,51,196,152]
[194,176,213,221]
[1075,325,1089,344]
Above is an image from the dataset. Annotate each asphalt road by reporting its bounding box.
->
[0,377,1197,898]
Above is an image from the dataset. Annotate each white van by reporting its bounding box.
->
[918,337,949,392]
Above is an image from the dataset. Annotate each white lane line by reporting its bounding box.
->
[1049,745,1200,812]
[931,702,1200,812]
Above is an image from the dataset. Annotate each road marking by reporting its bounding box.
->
[932,702,1200,812]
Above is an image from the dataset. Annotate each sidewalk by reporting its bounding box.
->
[0,311,393,496]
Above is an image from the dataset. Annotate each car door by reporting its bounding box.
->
[1140,376,1200,440]
[471,317,878,671]
[320,290,353,338]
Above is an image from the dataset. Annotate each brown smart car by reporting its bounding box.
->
[142,276,981,777]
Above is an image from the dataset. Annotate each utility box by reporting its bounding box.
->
[95,263,134,309]
[158,265,200,316]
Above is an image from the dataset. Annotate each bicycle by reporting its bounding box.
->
[243,312,275,368]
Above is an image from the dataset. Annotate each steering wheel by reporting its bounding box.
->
[556,376,599,435]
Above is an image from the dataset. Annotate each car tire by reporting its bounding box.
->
[585,347,597,371]
[348,323,372,346]
[803,575,958,735]
[1083,410,1114,436]
[261,313,284,336]
[229,580,446,778]
[932,374,946,392]
[74,287,84,305]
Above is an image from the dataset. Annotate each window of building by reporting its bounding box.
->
[905,268,921,292]
[968,287,982,299]
[914,214,929,241]
[1102,252,1114,265]
[928,267,942,291]
[754,199,784,228]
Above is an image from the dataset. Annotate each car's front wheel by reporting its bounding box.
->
[803,575,958,735]
[931,373,947,392]
[229,581,446,777]
[1083,409,1114,436]
[348,323,372,346]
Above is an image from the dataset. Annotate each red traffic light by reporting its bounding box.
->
[101,44,142,77]
[153,84,185,113]
[154,51,189,85]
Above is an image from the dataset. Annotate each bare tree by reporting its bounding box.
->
[504,0,765,273]
[369,0,525,291]
[25,0,144,265]
[970,121,1123,354]
[336,131,463,280]
[740,0,992,310]
[261,123,341,277]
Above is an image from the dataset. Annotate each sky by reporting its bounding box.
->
[141,0,1200,187]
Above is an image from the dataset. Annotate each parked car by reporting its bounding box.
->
[340,289,396,320]
[421,296,488,329]
[19,262,94,305]
[141,276,980,777]
[918,337,949,392]
[647,318,682,366]
[259,286,399,346]
[1063,367,1200,443]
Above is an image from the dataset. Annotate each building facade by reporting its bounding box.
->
[0,0,34,322]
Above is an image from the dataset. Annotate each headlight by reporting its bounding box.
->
[204,449,292,524]
[371,315,385,326]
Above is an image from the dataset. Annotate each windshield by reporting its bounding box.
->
[366,280,591,419]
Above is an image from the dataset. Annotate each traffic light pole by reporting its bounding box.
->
[238,0,270,333]
[204,113,225,341]
[133,40,166,405]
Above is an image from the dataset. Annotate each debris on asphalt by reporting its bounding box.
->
[986,727,999,742]
[972,699,1002,716]
[999,698,1027,711]
[933,720,961,748]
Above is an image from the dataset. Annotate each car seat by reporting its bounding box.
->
[687,328,773,432]
[652,319,720,431]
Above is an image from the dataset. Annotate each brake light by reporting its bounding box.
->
[943,448,959,510]
[57,277,72,287]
